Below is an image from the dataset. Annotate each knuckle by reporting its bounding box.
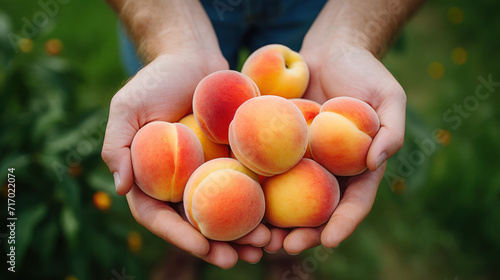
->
[100,146,111,164]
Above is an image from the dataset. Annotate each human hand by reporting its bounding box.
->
[264,42,406,254]
[101,52,271,268]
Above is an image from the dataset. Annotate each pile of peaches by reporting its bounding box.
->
[131,44,380,241]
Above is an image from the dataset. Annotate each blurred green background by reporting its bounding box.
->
[1,0,499,279]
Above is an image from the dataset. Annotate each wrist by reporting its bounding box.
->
[301,17,387,60]
[302,0,425,59]
[135,22,224,65]
[154,48,229,77]
[112,0,223,64]
[301,31,374,77]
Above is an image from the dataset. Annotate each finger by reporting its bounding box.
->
[232,244,263,264]
[283,226,324,255]
[321,164,386,248]
[102,146,135,196]
[101,96,140,196]
[126,185,210,256]
[367,83,406,171]
[195,241,239,269]
[233,223,271,247]
[264,227,290,254]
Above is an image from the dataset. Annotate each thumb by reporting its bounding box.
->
[101,100,139,196]
[367,82,406,171]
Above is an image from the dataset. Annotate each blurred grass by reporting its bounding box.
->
[1,0,500,280]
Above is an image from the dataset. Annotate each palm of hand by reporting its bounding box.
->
[102,53,270,269]
[263,47,405,254]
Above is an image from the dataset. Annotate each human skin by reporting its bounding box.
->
[102,0,425,267]
[101,0,270,269]
[264,0,425,255]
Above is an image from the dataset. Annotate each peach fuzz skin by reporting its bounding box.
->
[229,96,308,176]
[241,44,309,99]
[309,97,380,176]
[262,158,340,228]
[183,158,264,241]
[192,70,260,145]
[290,98,321,159]
[130,121,204,202]
[230,149,267,183]
[178,114,230,161]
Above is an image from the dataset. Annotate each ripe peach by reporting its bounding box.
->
[290,98,321,158]
[183,158,264,241]
[131,121,204,202]
[241,44,309,99]
[229,148,266,183]
[262,159,340,228]
[193,70,260,145]
[309,97,380,176]
[229,96,308,176]
[179,114,230,161]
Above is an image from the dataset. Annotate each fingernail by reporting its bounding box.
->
[191,252,203,258]
[375,152,387,169]
[113,172,120,191]
[248,259,261,265]
[263,248,278,254]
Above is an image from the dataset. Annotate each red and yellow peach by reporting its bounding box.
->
[193,70,260,145]
[241,44,309,99]
[289,98,321,159]
[130,121,204,202]
[229,96,308,176]
[309,97,380,176]
[179,114,230,161]
[183,158,264,241]
[262,158,340,228]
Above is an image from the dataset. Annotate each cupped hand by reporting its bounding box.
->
[265,42,406,254]
[126,185,270,268]
[101,52,270,268]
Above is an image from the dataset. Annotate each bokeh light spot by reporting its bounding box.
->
[93,191,112,211]
[45,38,63,55]
[451,47,467,65]
[448,7,463,25]
[434,129,452,146]
[18,38,33,53]
[127,231,143,254]
[392,179,407,194]
[428,62,445,80]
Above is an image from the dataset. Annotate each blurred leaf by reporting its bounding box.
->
[60,206,79,249]
[31,90,66,142]
[29,57,80,98]
[16,203,48,268]
[0,11,16,65]
[87,170,115,193]
[0,153,30,182]
[87,225,115,269]
[43,109,106,155]
[69,249,90,280]
[34,216,59,261]
[57,174,81,214]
